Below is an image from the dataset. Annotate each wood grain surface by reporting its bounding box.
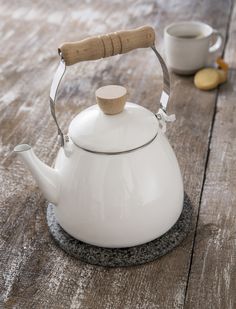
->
[0,0,234,308]
[185,3,236,309]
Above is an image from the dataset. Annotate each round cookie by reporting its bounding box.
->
[194,68,220,90]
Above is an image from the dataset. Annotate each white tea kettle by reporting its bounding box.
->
[14,26,184,248]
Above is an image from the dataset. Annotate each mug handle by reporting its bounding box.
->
[209,29,223,53]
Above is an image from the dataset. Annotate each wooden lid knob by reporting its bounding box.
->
[96,85,127,115]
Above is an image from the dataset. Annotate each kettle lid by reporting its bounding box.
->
[68,85,158,153]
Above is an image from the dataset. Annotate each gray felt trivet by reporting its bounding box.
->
[47,193,192,267]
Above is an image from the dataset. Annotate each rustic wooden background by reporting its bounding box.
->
[0,0,235,308]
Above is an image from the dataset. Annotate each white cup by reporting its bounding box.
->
[164,21,223,75]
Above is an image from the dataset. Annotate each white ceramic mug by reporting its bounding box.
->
[164,21,223,75]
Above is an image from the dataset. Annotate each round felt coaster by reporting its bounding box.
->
[47,193,192,267]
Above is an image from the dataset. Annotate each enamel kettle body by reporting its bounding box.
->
[14,26,184,248]
[54,104,183,248]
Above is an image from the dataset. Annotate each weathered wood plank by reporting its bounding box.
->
[0,0,232,308]
[185,2,236,309]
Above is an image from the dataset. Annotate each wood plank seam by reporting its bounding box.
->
[183,0,235,306]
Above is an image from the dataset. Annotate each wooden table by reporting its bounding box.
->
[0,0,235,308]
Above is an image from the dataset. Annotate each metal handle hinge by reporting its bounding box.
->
[156,108,176,133]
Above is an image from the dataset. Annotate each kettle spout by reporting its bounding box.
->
[14,144,59,205]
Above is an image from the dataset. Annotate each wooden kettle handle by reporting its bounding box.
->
[58,26,155,66]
